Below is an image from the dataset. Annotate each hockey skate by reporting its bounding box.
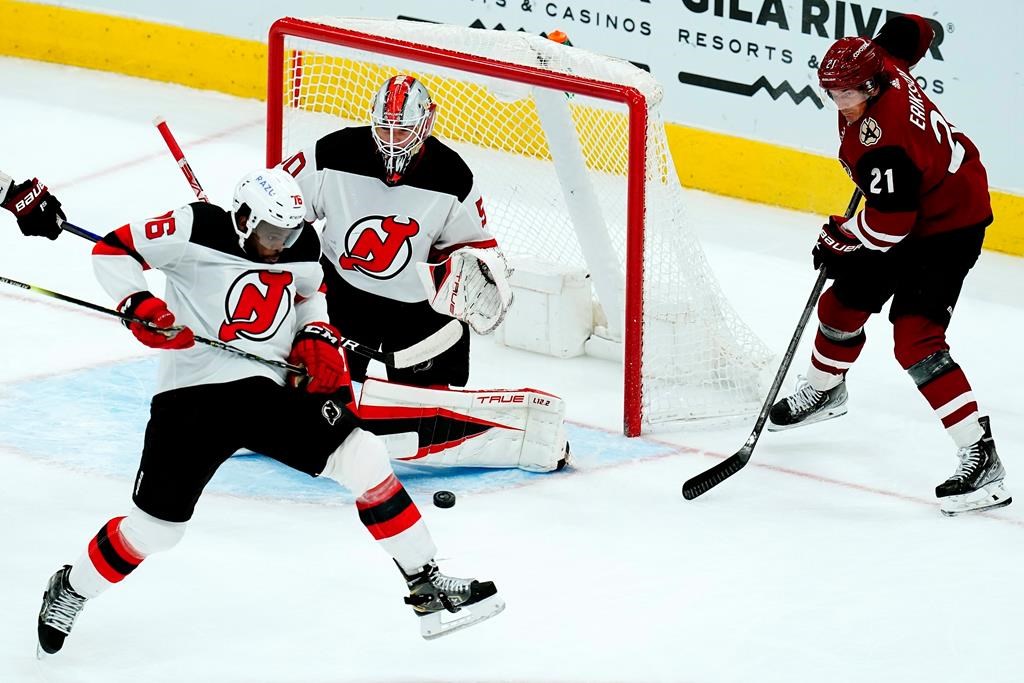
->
[936,416,1012,517]
[36,565,87,657]
[767,378,848,431]
[400,561,505,639]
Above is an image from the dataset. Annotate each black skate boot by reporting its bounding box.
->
[37,565,87,657]
[400,561,505,639]
[767,378,848,431]
[936,416,1012,516]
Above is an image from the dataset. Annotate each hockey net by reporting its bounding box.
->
[267,17,772,436]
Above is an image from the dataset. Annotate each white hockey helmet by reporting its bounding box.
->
[369,75,437,184]
[231,169,306,250]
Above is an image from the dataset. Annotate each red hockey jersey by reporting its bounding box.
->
[835,64,992,251]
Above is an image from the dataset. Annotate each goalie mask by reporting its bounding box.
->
[231,169,306,256]
[370,75,437,185]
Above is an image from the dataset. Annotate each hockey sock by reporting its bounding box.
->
[68,517,146,599]
[357,473,437,573]
[895,315,983,447]
[68,508,187,599]
[806,289,869,390]
[320,428,438,572]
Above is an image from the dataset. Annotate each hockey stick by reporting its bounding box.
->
[681,188,864,500]
[154,117,210,203]
[0,273,305,374]
[58,219,101,242]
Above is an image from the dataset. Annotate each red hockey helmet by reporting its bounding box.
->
[818,36,885,91]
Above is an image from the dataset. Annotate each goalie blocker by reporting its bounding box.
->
[358,379,569,473]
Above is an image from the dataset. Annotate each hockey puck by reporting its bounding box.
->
[433,490,456,508]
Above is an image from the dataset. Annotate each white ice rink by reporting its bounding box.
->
[1,57,1023,683]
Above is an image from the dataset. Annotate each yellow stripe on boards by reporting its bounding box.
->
[0,0,265,98]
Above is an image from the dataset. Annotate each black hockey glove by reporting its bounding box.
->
[812,215,863,279]
[2,178,65,240]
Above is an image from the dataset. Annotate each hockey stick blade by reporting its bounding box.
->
[387,319,463,369]
[682,447,751,499]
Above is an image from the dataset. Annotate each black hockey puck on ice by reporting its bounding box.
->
[433,490,456,508]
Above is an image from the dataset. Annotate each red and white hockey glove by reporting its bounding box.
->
[2,178,65,240]
[812,215,863,276]
[287,322,351,395]
[118,291,195,350]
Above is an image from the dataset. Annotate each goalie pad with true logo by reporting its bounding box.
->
[417,247,514,335]
[357,379,568,472]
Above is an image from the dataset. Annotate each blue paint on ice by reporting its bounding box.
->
[0,358,673,505]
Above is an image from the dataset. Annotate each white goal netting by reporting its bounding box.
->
[269,17,772,434]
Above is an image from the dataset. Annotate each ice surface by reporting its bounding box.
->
[1,57,1022,683]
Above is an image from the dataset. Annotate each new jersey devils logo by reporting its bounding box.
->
[339,215,420,280]
[219,270,294,342]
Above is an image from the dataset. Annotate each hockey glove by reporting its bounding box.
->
[417,247,514,335]
[2,178,65,240]
[118,291,195,350]
[287,322,351,395]
[812,215,863,277]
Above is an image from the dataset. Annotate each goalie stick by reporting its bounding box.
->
[154,116,211,203]
[681,188,863,500]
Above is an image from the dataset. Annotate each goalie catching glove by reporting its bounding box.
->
[417,247,514,335]
[118,291,195,350]
[287,322,352,396]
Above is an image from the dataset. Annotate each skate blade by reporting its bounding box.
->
[940,481,1013,517]
[419,594,505,640]
[766,405,848,432]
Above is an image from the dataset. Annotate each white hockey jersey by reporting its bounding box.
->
[280,127,498,303]
[92,202,328,394]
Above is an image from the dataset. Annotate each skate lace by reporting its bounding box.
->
[950,445,983,483]
[788,380,824,413]
[432,571,471,595]
[43,587,86,635]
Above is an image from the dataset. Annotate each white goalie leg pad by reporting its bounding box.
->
[417,247,514,335]
[360,379,568,472]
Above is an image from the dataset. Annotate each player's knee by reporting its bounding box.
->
[893,314,948,369]
[119,506,187,556]
[817,288,870,333]
[320,427,395,494]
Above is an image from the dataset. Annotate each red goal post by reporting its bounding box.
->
[266,17,770,436]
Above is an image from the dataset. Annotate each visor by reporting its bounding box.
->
[823,86,872,110]
[252,220,301,249]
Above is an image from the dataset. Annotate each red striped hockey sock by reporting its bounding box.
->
[68,517,146,599]
[357,474,436,572]
[806,289,869,390]
[895,315,984,447]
